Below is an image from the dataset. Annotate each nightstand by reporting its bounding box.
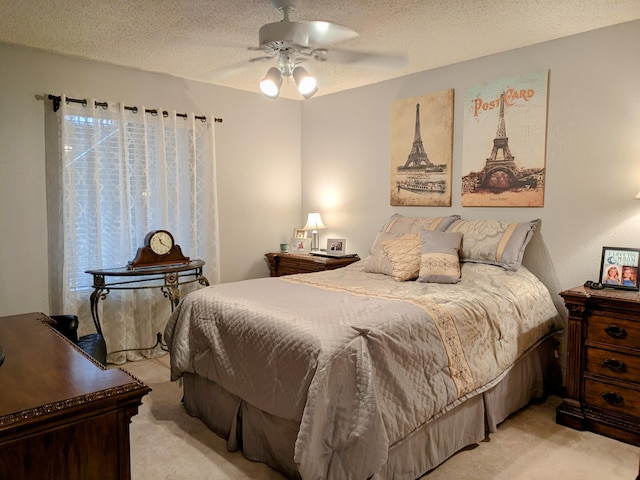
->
[557,286,640,448]
[265,252,360,277]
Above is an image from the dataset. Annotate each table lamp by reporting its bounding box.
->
[303,213,326,252]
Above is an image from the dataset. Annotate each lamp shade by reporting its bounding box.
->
[293,66,318,99]
[635,191,640,199]
[260,67,283,99]
[303,213,326,231]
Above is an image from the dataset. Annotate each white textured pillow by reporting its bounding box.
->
[380,233,421,281]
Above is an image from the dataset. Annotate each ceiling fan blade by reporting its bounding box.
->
[260,20,358,48]
[200,56,273,80]
[315,49,407,69]
[303,20,359,45]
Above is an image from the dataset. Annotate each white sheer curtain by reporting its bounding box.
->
[47,95,219,364]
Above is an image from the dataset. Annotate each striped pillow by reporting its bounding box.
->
[446,219,539,271]
[380,214,460,234]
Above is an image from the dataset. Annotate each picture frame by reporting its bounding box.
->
[290,237,311,254]
[293,228,307,239]
[599,246,640,291]
[326,238,346,255]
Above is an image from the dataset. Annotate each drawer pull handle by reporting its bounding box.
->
[603,358,627,373]
[604,325,627,340]
[601,391,624,405]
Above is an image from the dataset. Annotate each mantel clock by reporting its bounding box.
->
[128,230,190,269]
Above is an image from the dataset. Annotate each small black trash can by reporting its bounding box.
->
[49,314,107,365]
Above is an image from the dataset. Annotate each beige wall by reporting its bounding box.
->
[300,20,640,303]
[1,20,639,318]
[0,44,301,316]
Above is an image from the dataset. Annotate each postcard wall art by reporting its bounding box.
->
[390,89,454,206]
[461,71,548,207]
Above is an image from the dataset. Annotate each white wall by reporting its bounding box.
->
[0,44,301,316]
[300,21,640,302]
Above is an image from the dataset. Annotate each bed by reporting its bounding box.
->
[165,214,563,479]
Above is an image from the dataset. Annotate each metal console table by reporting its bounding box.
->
[85,259,209,338]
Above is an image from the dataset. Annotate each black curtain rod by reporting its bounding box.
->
[47,95,223,123]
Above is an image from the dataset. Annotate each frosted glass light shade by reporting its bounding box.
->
[293,66,318,99]
[260,67,282,99]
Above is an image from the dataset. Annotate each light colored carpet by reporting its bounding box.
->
[122,355,639,480]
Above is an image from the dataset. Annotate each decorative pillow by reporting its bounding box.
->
[380,233,421,281]
[417,231,462,284]
[380,214,460,235]
[362,231,406,276]
[363,214,460,269]
[446,219,539,271]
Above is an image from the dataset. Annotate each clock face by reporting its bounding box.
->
[148,230,174,255]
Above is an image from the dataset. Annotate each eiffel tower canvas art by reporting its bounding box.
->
[390,89,454,206]
[461,71,548,207]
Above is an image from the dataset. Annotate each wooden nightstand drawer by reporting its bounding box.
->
[558,286,640,448]
[278,261,322,275]
[588,314,640,349]
[584,378,640,419]
[586,347,640,383]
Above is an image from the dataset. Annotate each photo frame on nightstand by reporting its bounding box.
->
[290,237,311,254]
[326,238,346,255]
[599,246,640,291]
[293,228,307,239]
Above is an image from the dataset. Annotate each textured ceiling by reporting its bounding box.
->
[1,0,639,100]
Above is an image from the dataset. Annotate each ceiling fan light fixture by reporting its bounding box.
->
[293,66,317,99]
[260,66,283,98]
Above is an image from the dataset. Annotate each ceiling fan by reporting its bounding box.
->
[235,0,407,99]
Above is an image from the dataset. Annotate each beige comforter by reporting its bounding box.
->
[165,262,561,479]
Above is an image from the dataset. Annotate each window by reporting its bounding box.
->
[47,96,219,362]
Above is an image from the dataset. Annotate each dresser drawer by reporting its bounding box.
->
[588,314,640,349]
[586,347,640,383]
[584,378,640,418]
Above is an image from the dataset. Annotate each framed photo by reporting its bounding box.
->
[599,247,640,291]
[293,228,307,239]
[290,237,311,254]
[327,238,346,255]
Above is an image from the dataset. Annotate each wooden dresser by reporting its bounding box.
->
[265,252,360,277]
[557,286,640,447]
[0,312,151,480]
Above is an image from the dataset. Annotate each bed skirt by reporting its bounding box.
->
[182,336,556,480]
